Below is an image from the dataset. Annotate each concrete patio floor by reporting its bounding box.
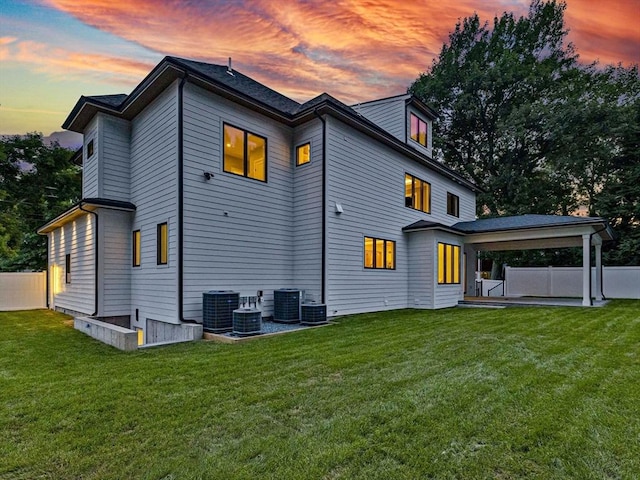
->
[459,296,609,308]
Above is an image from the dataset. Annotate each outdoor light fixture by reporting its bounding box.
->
[203,171,214,180]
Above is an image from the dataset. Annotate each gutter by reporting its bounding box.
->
[314,108,327,304]
[79,203,99,316]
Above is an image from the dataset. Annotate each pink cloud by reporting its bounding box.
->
[36,0,640,103]
[4,39,154,85]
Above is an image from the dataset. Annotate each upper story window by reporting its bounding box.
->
[223,123,267,182]
[157,223,168,265]
[364,236,396,270]
[405,173,431,213]
[296,143,310,166]
[410,113,427,147]
[86,139,94,158]
[447,192,460,217]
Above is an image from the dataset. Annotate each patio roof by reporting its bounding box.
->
[403,214,614,250]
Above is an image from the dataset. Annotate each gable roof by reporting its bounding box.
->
[62,56,479,192]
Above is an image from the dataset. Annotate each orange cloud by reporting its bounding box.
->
[564,0,640,65]
[41,0,535,102]
[39,0,640,103]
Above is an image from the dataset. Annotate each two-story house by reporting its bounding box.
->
[38,56,612,346]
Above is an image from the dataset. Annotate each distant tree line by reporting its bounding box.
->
[410,0,639,266]
[0,133,81,271]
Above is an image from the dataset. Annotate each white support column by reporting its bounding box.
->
[582,234,592,306]
[594,241,603,301]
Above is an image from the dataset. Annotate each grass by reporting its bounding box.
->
[1,302,639,479]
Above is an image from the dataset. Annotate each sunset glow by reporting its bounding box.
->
[1,0,638,136]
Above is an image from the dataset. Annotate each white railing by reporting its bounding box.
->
[504,266,640,299]
[0,272,47,311]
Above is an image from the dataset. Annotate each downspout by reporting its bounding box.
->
[79,203,99,316]
[177,74,192,322]
[314,108,327,304]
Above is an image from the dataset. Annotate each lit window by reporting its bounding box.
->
[132,230,141,267]
[157,223,168,265]
[410,113,427,147]
[438,242,461,284]
[87,139,94,158]
[447,192,460,217]
[223,124,266,181]
[296,143,310,166]
[364,236,395,270]
[65,253,71,284]
[405,173,431,213]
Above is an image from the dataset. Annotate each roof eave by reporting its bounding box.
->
[37,199,136,234]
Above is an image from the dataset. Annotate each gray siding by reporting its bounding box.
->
[292,120,324,302]
[49,214,95,315]
[82,117,99,198]
[181,83,295,321]
[352,96,406,141]
[99,208,132,316]
[100,115,131,202]
[407,230,435,308]
[325,116,475,315]
[130,82,179,325]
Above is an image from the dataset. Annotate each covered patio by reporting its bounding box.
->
[456,215,615,307]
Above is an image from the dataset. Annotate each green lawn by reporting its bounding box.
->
[1,302,639,479]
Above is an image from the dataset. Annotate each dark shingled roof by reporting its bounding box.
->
[167,57,301,115]
[402,220,463,233]
[452,214,609,233]
[85,94,128,108]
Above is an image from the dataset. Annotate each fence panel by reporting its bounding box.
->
[0,272,46,311]
[505,266,640,299]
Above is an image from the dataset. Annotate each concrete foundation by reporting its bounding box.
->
[146,318,203,344]
[74,317,137,351]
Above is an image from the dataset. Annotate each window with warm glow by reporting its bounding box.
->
[157,223,168,265]
[405,173,431,213]
[410,113,427,147]
[438,242,460,284]
[296,143,310,166]
[447,192,460,217]
[132,230,141,267]
[223,123,266,181]
[364,236,395,270]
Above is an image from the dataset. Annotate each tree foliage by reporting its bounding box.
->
[410,0,640,266]
[0,133,81,271]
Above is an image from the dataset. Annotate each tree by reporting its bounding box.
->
[0,133,81,271]
[410,0,640,266]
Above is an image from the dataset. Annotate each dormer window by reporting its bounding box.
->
[410,113,427,147]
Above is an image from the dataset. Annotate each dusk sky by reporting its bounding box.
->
[1,0,639,138]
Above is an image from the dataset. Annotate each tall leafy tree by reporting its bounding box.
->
[0,133,81,271]
[410,0,640,266]
[410,0,578,216]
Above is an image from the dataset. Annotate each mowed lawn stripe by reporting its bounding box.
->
[1,301,638,479]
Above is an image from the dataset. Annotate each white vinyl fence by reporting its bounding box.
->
[505,266,640,299]
[0,272,47,311]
